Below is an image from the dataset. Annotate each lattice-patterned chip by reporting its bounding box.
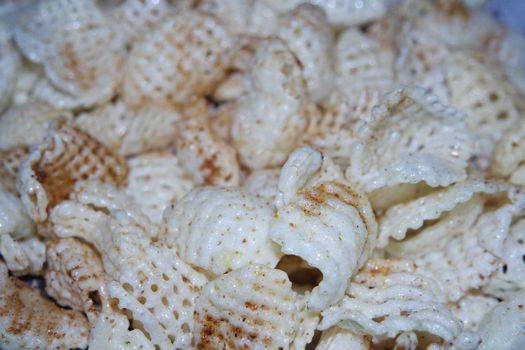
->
[175,101,240,186]
[194,265,316,349]
[444,51,523,163]
[0,101,71,151]
[231,38,308,170]
[478,290,525,350]
[278,4,334,101]
[126,151,194,225]
[320,258,463,342]
[271,147,377,310]
[17,119,129,222]
[0,262,90,350]
[316,327,373,350]
[14,0,125,108]
[123,10,233,109]
[346,87,473,193]
[44,237,105,320]
[164,186,281,276]
[450,294,498,332]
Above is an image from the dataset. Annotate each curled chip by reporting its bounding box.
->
[346,87,473,193]
[44,237,104,320]
[163,186,281,276]
[126,151,194,225]
[123,11,233,109]
[231,38,308,170]
[0,261,90,350]
[316,327,373,350]
[17,119,129,223]
[320,258,464,343]
[278,4,334,101]
[14,0,125,108]
[193,265,316,349]
[271,147,377,310]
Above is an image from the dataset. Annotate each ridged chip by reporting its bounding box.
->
[316,327,373,350]
[319,258,463,342]
[14,0,125,108]
[271,147,377,310]
[193,265,316,349]
[123,10,233,109]
[491,119,525,180]
[346,87,473,192]
[44,237,105,320]
[126,151,194,225]
[0,261,90,350]
[231,38,308,170]
[163,186,281,276]
[17,119,129,222]
[450,294,498,332]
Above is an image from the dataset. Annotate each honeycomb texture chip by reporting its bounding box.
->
[271,147,377,310]
[123,11,233,109]
[17,119,129,222]
[164,186,281,276]
[14,0,125,108]
[193,265,315,349]
[0,261,90,349]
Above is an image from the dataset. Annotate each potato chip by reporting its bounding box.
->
[271,147,377,310]
[319,258,463,342]
[450,294,498,332]
[44,237,105,319]
[175,103,240,186]
[163,186,281,276]
[242,169,281,207]
[346,87,473,193]
[0,261,90,350]
[278,4,334,102]
[444,51,523,163]
[14,0,125,108]
[477,290,525,350]
[316,327,373,350]
[483,218,525,299]
[126,152,194,225]
[17,119,129,222]
[193,265,316,349]
[88,308,155,350]
[231,38,308,170]
[123,11,233,109]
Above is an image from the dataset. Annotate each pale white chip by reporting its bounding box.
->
[242,169,281,208]
[278,4,334,101]
[262,0,386,26]
[319,258,463,342]
[0,101,71,151]
[316,327,373,350]
[0,235,45,276]
[231,38,308,170]
[88,308,155,350]
[17,119,129,223]
[174,102,240,186]
[491,119,525,179]
[271,147,377,310]
[44,237,104,319]
[11,57,42,105]
[76,99,183,156]
[483,218,525,299]
[478,290,525,350]
[163,186,281,276]
[193,265,317,349]
[14,0,125,108]
[0,183,35,240]
[444,51,523,163]
[0,22,20,113]
[450,294,499,332]
[122,10,233,109]
[126,152,194,225]
[346,87,473,193]
[334,28,394,118]
[0,263,90,350]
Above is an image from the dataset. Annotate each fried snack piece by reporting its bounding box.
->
[491,119,525,185]
[164,186,280,276]
[316,327,373,350]
[194,265,317,349]
[17,119,129,223]
[0,146,28,194]
[44,237,104,320]
[450,294,498,332]
[0,261,90,350]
